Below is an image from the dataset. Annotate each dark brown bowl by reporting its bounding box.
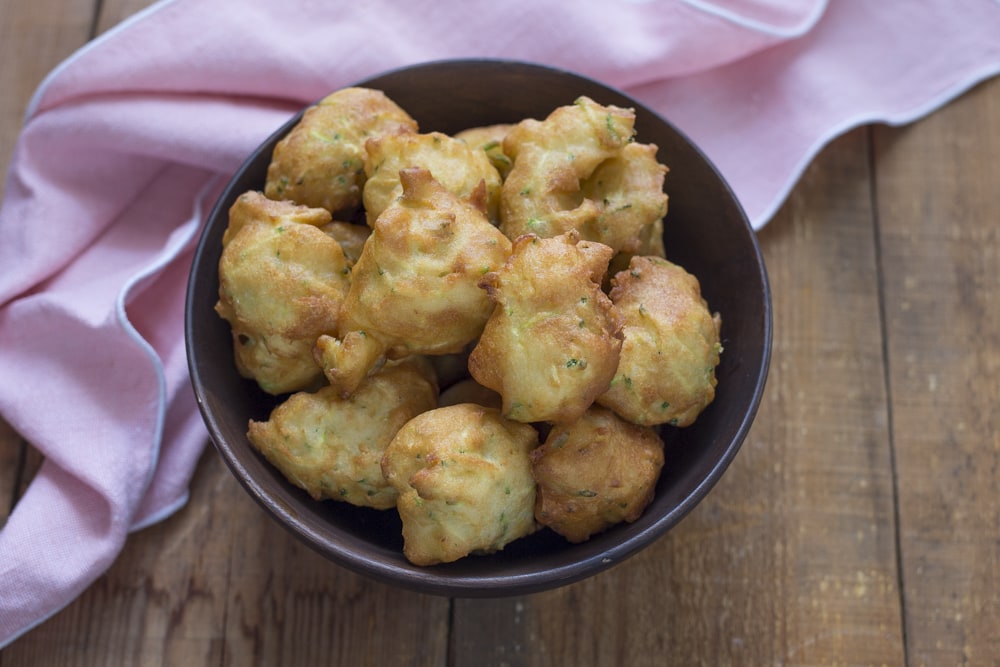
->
[185,59,771,597]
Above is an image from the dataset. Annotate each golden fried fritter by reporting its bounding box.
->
[468,231,624,424]
[247,357,438,509]
[315,168,512,397]
[455,123,514,179]
[215,192,350,394]
[381,403,539,566]
[579,141,668,254]
[363,131,503,225]
[499,96,635,242]
[265,87,417,217]
[531,406,664,543]
[597,256,722,427]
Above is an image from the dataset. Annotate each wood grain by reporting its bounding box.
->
[0,419,25,527]
[0,0,97,191]
[94,0,166,35]
[218,459,450,667]
[873,76,1000,667]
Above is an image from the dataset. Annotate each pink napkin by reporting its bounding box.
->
[1,0,997,647]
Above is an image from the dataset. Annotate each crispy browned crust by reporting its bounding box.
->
[265,87,418,217]
[531,406,664,543]
[468,231,623,424]
[597,255,722,427]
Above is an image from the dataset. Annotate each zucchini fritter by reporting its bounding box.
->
[316,168,511,397]
[531,406,664,543]
[247,357,438,509]
[468,231,624,424]
[598,256,722,427]
[363,131,503,226]
[265,87,418,217]
[215,192,350,395]
[499,96,633,243]
[381,403,539,566]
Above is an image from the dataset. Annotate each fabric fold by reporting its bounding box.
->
[679,0,827,37]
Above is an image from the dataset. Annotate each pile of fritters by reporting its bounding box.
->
[215,87,723,566]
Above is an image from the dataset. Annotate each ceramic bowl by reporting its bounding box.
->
[185,59,771,596]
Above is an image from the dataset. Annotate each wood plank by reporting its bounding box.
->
[0,0,99,525]
[873,76,1000,666]
[219,468,450,666]
[0,0,97,193]
[0,420,26,527]
[451,128,906,665]
[94,0,166,35]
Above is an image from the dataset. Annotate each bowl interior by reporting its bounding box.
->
[186,59,771,596]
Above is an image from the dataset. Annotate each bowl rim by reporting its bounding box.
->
[185,57,773,597]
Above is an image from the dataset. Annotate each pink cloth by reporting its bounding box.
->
[0,0,997,647]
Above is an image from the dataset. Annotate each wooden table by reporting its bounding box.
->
[2,1,998,664]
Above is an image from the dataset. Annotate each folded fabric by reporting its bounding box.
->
[1,0,997,648]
